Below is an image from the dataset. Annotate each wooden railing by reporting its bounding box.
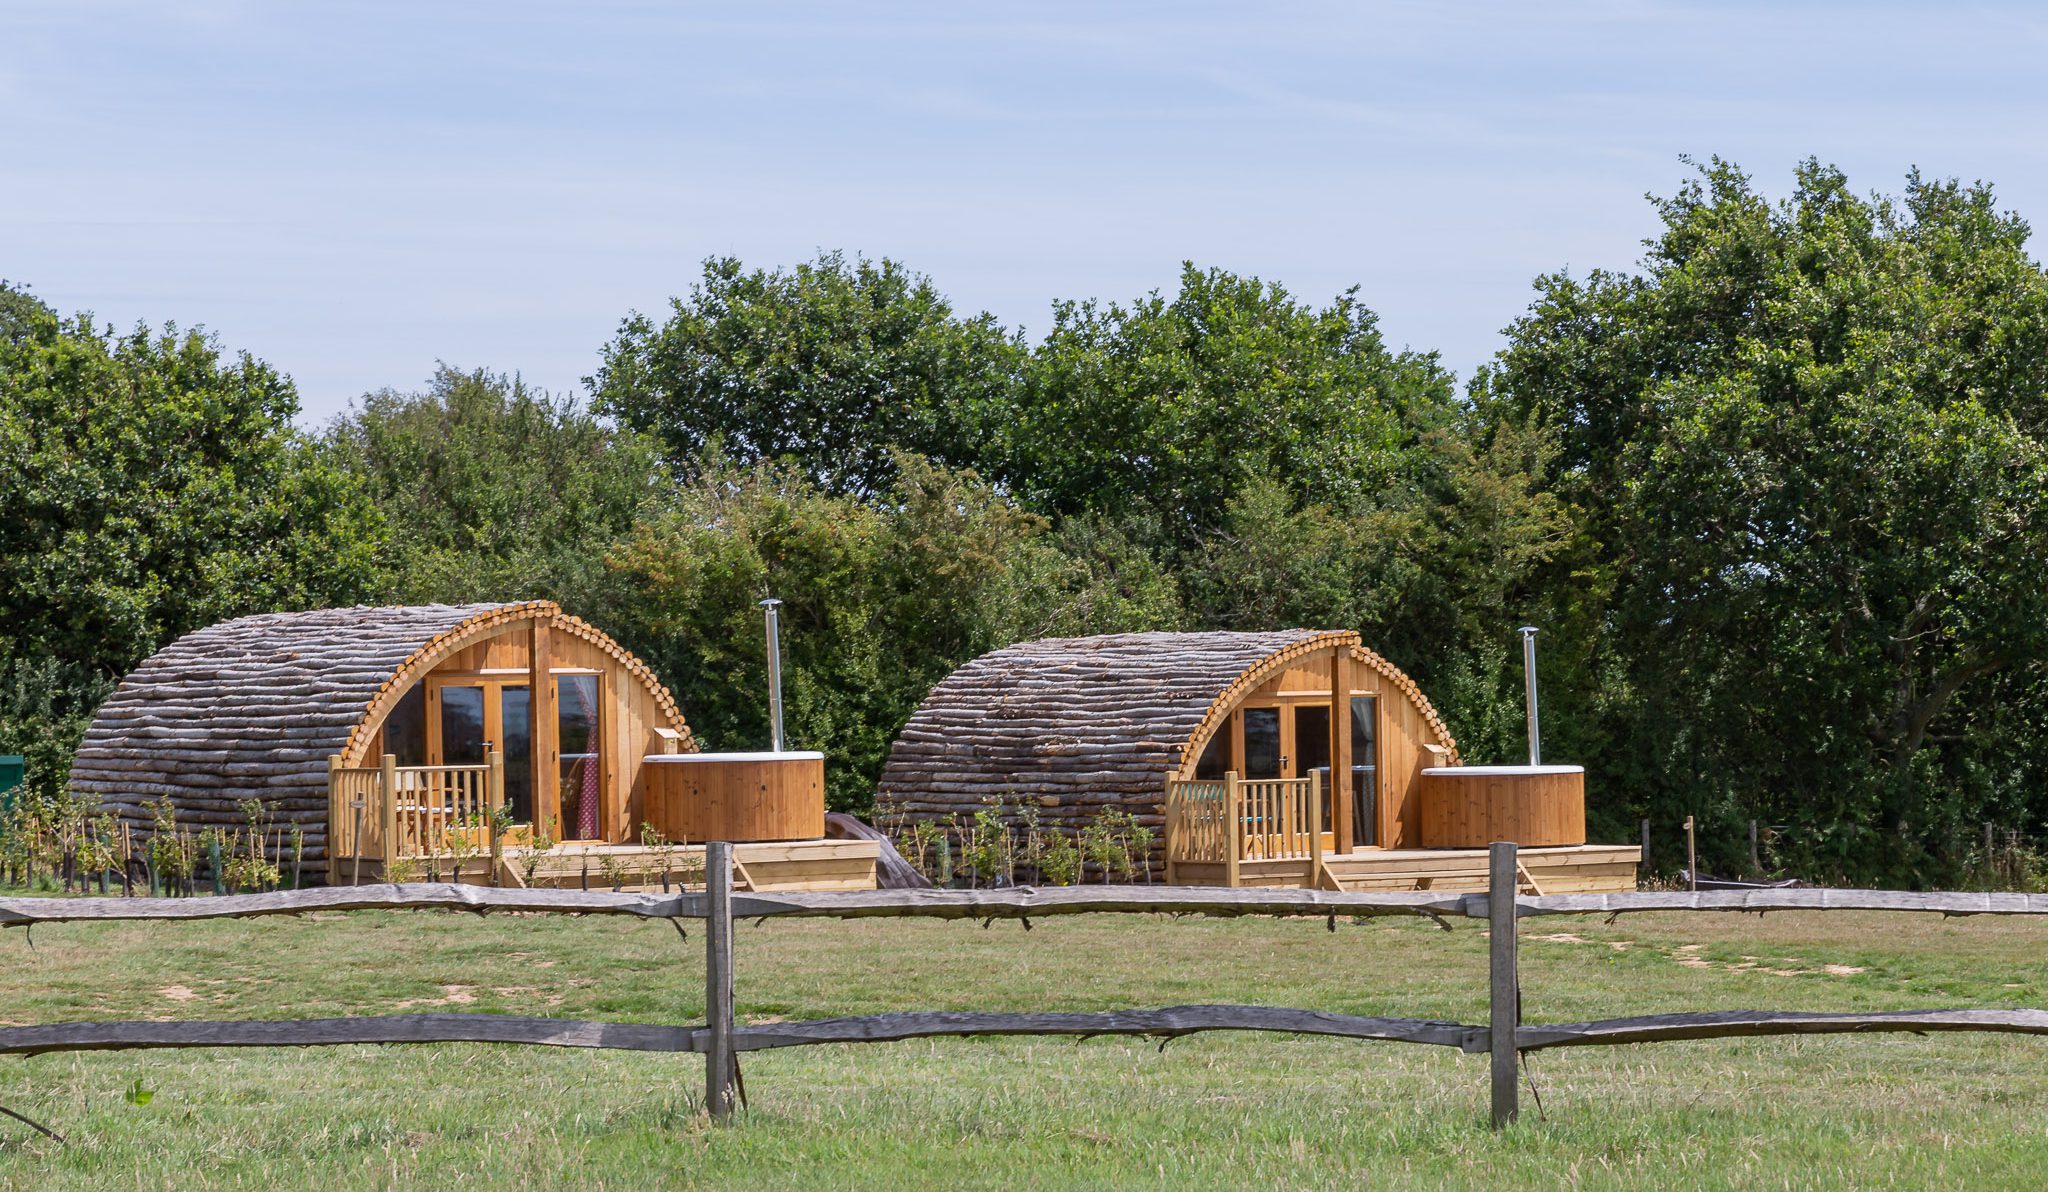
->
[390,763,497,859]
[1163,777,1231,884]
[326,765,382,866]
[1164,771,1323,884]
[7,845,2048,1131]
[326,753,504,879]
[1240,775,1320,863]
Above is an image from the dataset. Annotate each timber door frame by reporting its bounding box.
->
[425,674,533,825]
[549,668,608,845]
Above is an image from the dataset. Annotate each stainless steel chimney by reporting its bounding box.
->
[1519,626,1541,766]
[760,598,786,751]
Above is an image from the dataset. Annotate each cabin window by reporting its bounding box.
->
[1295,705,1331,828]
[1242,707,1281,779]
[384,685,427,766]
[501,684,533,823]
[558,674,602,840]
[440,685,487,764]
[1350,696,1378,847]
[1294,706,1330,775]
[1193,732,1229,781]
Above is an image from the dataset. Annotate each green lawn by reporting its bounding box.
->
[3,895,2047,1189]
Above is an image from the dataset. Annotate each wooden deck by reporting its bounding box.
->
[1170,843,1640,894]
[334,838,881,893]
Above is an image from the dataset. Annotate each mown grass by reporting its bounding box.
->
[2,896,2047,1189]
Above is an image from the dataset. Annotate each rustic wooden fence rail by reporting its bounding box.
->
[6,842,2048,1129]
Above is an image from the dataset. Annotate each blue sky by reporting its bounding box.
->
[5,2,2046,423]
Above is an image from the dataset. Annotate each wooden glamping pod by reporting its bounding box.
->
[876,630,1637,893]
[71,602,876,891]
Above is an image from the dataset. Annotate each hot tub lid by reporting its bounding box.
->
[644,750,826,763]
[1421,764,1584,776]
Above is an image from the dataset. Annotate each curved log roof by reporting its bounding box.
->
[876,630,1457,815]
[69,602,688,858]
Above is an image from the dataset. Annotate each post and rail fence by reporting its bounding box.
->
[6,843,2048,1128]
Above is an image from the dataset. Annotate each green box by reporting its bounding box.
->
[0,755,23,822]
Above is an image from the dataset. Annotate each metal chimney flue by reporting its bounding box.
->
[1519,626,1541,766]
[760,598,786,752]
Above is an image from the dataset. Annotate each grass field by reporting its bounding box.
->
[3,894,2048,1189]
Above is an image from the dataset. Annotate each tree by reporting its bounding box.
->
[0,288,383,799]
[995,263,1456,540]
[324,366,664,606]
[1490,161,2048,882]
[598,453,1049,811]
[588,253,1022,498]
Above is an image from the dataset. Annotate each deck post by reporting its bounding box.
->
[1307,768,1322,888]
[326,755,346,887]
[380,753,399,874]
[487,750,505,887]
[705,840,737,1120]
[1489,840,1520,1129]
[1163,774,1178,887]
[1329,644,1352,855]
[1223,772,1241,888]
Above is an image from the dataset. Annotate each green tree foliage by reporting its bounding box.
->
[588,253,1021,498]
[997,264,1456,540]
[592,257,1567,812]
[0,284,383,799]
[598,453,1053,809]
[324,366,664,605]
[1491,161,2048,882]
[977,514,1187,643]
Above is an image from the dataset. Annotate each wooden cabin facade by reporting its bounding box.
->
[876,630,1638,893]
[73,602,877,890]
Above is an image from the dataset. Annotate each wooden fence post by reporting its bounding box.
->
[487,750,505,887]
[1639,818,1650,872]
[1224,772,1241,889]
[380,753,400,876]
[705,840,737,1120]
[1308,769,1323,886]
[1489,840,1519,1129]
[1163,775,1178,887]
[1684,815,1697,891]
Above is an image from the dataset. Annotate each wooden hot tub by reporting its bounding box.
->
[1417,765,1586,848]
[641,751,826,843]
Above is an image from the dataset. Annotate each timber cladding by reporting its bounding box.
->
[69,602,691,867]
[874,630,1460,858]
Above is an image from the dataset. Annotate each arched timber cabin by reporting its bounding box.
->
[876,630,1638,892]
[72,602,877,890]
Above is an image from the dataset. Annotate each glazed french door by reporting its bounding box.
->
[425,678,534,824]
[1236,704,1338,852]
[555,673,603,842]
[428,673,605,841]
